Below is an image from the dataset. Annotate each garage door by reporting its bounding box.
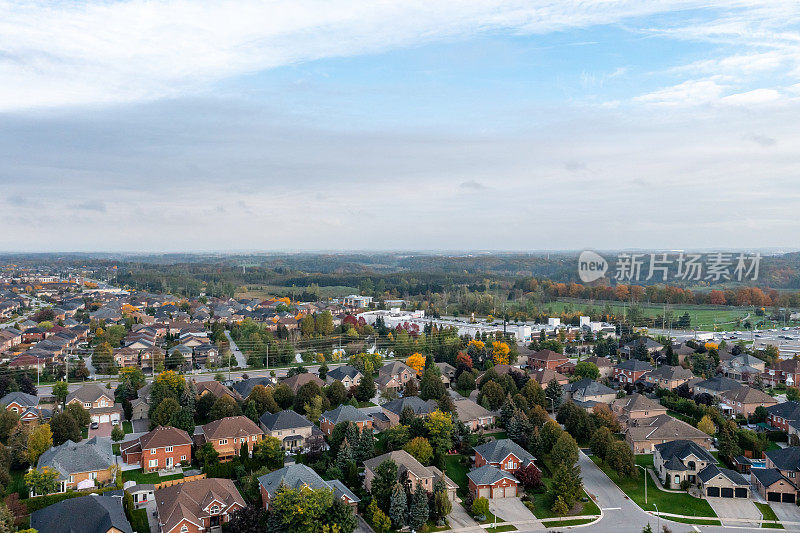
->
[505,485,516,498]
[735,488,748,498]
[707,487,720,497]
[768,492,782,502]
[784,493,796,503]
[721,488,734,498]
[99,415,110,423]
[478,488,490,499]
[495,487,505,498]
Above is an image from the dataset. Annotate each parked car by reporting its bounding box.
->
[90,421,99,430]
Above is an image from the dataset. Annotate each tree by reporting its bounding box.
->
[403,437,433,465]
[169,408,196,434]
[65,402,90,428]
[317,311,335,336]
[573,361,599,380]
[697,415,716,435]
[665,343,678,366]
[152,397,181,427]
[24,467,59,496]
[294,382,324,415]
[209,395,241,420]
[300,315,316,337]
[787,387,800,402]
[0,410,18,441]
[591,403,620,433]
[480,381,505,411]
[408,483,429,531]
[354,373,376,403]
[196,442,219,468]
[456,371,476,392]
[406,353,426,376]
[420,366,446,401]
[0,501,14,533]
[52,381,69,406]
[50,412,81,445]
[111,424,125,442]
[551,432,579,469]
[372,459,398,512]
[329,498,357,533]
[27,423,52,464]
[471,496,489,517]
[551,495,569,519]
[270,485,334,533]
[515,463,543,488]
[606,441,637,478]
[718,420,742,461]
[403,378,419,397]
[195,393,216,422]
[226,504,268,533]
[545,379,563,411]
[248,385,279,415]
[551,463,582,509]
[304,395,324,425]
[253,436,285,469]
[245,401,260,424]
[389,483,407,529]
[431,478,452,521]
[539,420,562,456]
[371,508,391,533]
[751,405,769,424]
[355,427,375,462]
[589,426,614,461]
[425,409,454,458]
[326,381,348,408]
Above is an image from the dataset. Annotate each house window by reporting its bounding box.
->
[151,449,157,454]
[219,439,227,445]
[181,455,186,461]
[674,475,680,485]
[166,446,173,453]
[233,438,237,444]
[69,475,74,483]
[181,526,188,533]
[149,459,158,468]
[210,505,220,514]
[90,472,97,480]
[84,402,91,408]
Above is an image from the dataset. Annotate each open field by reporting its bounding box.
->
[235,284,360,300]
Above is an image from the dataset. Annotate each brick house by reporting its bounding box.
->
[376,361,416,392]
[611,393,667,427]
[453,398,496,431]
[66,383,123,425]
[767,401,800,432]
[326,365,363,389]
[625,414,713,454]
[259,409,325,452]
[467,465,520,499]
[155,477,245,533]
[319,404,373,436]
[37,437,115,493]
[473,439,535,472]
[641,365,695,390]
[120,425,193,472]
[281,373,325,394]
[718,385,777,417]
[763,359,800,388]
[527,349,568,371]
[381,396,438,427]
[752,467,798,503]
[258,464,359,511]
[195,416,264,461]
[613,360,654,385]
[0,391,51,424]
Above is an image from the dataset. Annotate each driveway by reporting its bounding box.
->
[706,497,761,527]
[354,516,374,533]
[489,498,542,528]
[771,502,800,526]
[447,499,482,531]
[132,418,150,433]
[88,422,113,438]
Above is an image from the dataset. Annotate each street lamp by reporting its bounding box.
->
[637,465,648,504]
[653,503,660,533]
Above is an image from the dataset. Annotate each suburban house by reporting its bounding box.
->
[232,377,275,398]
[717,384,777,417]
[763,358,800,388]
[453,397,496,430]
[37,437,116,493]
[762,447,800,495]
[611,393,667,427]
[319,404,373,436]
[381,396,438,427]
[527,349,569,371]
[620,338,664,358]
[752,467,799,503]
[195,416,264,461]
[613,360,654,384]
[258,463,359,511]
[30,493,133,533]
[528,368,569,386]
[467,465,520,500]
[654,440,749,498]
[120,426,193,472]
[376,361,416,392]
[641,365,695,390]
[364,450,458,500]
[259,409,325,452]
[720,353,765,383]
[0,391,51,423]
[66,383,123,425]
[473,439,536,472]
[282,373,325,394]
[767,401,800,432]
[583,356,614,378]
[435,362,457,388]
[626,414,713,454]
[194,379,242,402]
[326,365,363,389]
[562,378,616,409]
[155,477,245,533]
[693,375,743,398]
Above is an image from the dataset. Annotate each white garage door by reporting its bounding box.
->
[99,415,110,423]
[478,487,490,499]
[495,487,506,498]
[505,485,516,497]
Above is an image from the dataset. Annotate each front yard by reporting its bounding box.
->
[443,454,470,497]
[122,468,184,485]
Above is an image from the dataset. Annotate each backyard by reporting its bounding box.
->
[122,468,184,485]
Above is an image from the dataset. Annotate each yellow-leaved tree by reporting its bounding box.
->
[406,353,426,376]
[492,341,510,365]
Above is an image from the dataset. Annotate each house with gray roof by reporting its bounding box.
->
[326,365,363,389]
[258,463,359,510]
[380,395,438,428]
[320,404,373,435]
[37,437,116,493]
[563,378,616,408]
[467,464,520,499]
[653,439,716,490]
[364,450,457,500]
[31,493,133,533]
[473,439,535,472]
[0,391,51,424]
[259,409,325,452]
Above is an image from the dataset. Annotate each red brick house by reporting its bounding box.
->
[767,402,800,432]
[613,359,654,384]
[121,426,193,472]
[467,465,520,499]
[527,349,568,370]
[156,478,245,533]
[763,359,800,388]
[473,439,536,472]
[319,404,373,436]
[195,416,264,461]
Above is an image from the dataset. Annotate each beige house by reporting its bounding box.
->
[258,409,325,452]
[364,450,458,500]
[196,416,264,461]
[642,365,695,390]
[611,393,667,427]
[626,414,713,454]
[453,398,496,431]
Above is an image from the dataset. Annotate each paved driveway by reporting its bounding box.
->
[88,422,113,438]
[489,498,539,524]
[447,499,482,531]
[132,418,150,433]
[771,502,800,526]
[706,497,761,527]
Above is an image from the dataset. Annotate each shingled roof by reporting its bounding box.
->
[120,425,192,455]
[258,463,359,503]
[473,439,535,467]
[31,493,133,533]
[654,439,715,464]
[37,437,114,481]
[259,409,314,432]
[321,404,371,425]
[467,464,519,486]
[382,396,438,417]
[156,478,245,533]
[201,416,263,440]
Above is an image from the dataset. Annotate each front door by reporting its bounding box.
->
[166,457,173,468]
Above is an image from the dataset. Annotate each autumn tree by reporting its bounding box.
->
[698,415,716,436]
[403,437,433,465]
[406,353,426,376]
[27,424,52,464]
[492,341,510,365]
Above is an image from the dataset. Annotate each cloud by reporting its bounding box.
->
[72,201,106,212]
[721,88,782,105]
[745,133,777,147]
[460,180,488,190]
[634,79,726,105]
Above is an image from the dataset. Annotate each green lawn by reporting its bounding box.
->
[130,508,150,533]
[545,518,596,528]
[526,459,600,519]
[590,457,717,518]
[663,516,722,526]
[123,421,133,434]
[112,443,120,455]
[357,401,377,407]
[755,502,783,529]
[122,469,184,485]
[486,525,517,532]
[443,455,470,497]
[6,468,27,498]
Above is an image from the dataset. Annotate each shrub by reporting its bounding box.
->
[471,496,489,517]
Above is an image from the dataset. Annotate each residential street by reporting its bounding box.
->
[224,330,248,368]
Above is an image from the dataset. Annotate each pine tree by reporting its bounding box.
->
[245,401,259,424]
[337,439,353,473]
[356,428,374,462]
[182,379,197,415]
[389,483,407,529]
[408,483,429,530]
[500,401,515,428]
[431,478,452,522]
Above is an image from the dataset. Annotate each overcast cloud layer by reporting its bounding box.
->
[1,0,799,251]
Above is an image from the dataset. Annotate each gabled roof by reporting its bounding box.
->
[654,439,715,464]
[627,414,712,443]
[698,464,748,486]
[751,467,793,488]
[66,383,113,404]
[467,464,519,486]
[364,450,434,481]
[0,391,38,408]
[721,385,776,406]
[473,439,535,466]
[321,404,371,425]
[615,359,654,372]
[156,477,245,533]
[614,393,664,413]
[201,416,263,440]
[378,361,415,376]
[528,349,567,362]
[37,437,114,480]
[195,380,240,401]
[768,401,800,421]
[583,356,613,368]
[454,398,495,422]
[121,425,192,455]
[31,493,133,533]
[327,365,362,381]
[232,377,274,397]
[281,373,325,393]
[566,378,614,397]
[258,464,359,503]
[259,409,314,432]
[382,396,438,417]
[694,375,741,392]
[646,365,694,381]
[765,447,800,472]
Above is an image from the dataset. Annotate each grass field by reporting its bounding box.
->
[235,284,360,300]
[444,455,470,497]
[590,456,717,519]
[544,299,752,331]
[123,421,133,434]
[755,502,783,529]
[545,517,596,527]
[130,508,150,533]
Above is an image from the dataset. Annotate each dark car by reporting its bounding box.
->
[90,421,99,430]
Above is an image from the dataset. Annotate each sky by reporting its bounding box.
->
[1,0,800,252]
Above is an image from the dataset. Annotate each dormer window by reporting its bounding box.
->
[84,402,91,408]
[210,505,220,514]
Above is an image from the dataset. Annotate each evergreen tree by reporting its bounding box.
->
[337,440,353,473]
[499,401,515,428]
[245,401,260,424]
[431,478,452,522]
[665,343,678,366]
[544,379,563,411]
[372,459,398,512]
[389,483,407,529]
[408,483,429,531]
[355,428,374,462]
[182,379,197,415]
